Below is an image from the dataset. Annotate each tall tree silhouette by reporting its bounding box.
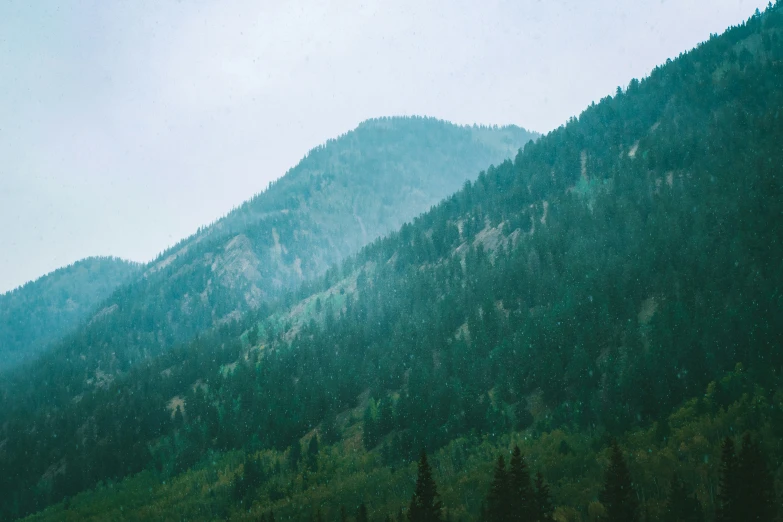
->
[599,440,638,522]
[307,435,320,471]
[486,455,510,522]
[715,437,739,522]
[663,474,702,522]
[408,451,443,522]
[508,446,535,522]
[533,472,554,522]
[357,503,369,522]
[737,433,776,521]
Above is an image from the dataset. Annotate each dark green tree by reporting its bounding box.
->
[508,446,535,522]
[533,472,554,522]
[288,440,302,472]
[599,440,638,522]
[408,451,443,522]
[307,435,320,471]
[737,433,777,522]
[321,410,340,445]
[716,437,739,522]
[233,454,264,501]
[486,455,510,522]
[663,474,702,522]
[357,503,369,522]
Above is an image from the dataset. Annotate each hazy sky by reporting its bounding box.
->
[0,0,767,293]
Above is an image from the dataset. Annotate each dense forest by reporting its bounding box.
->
[0,256,139,371]
[4,4,783,521]
[0,118,534,391]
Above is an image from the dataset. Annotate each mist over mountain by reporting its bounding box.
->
[0,117,535,394]
[4,6,783,522]
[0,257,139,371]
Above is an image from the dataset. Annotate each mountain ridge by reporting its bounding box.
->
[5,6,783,520]
[0,256,140,372]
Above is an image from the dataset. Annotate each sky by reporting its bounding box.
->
[0,0,768,293]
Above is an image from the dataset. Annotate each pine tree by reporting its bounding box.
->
[533,472,554,522]
[508,446,535,522]
[288,440,302,472]
[408,451,443,522]
[486,455,510,522]
[737,433,777,522]
[357,503,369,522]
[599,440,638,522]
[340,506,348,522]
[663,474,702,522]
[715,437,739,522]
[307,435,320,471]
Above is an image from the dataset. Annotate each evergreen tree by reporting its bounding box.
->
[532,472,554,522]
[357,503,369,522]
[408,451,443,522]
[364,406,379,450]
[288,440,302,472]
[715,437,739,522]
[268,511,276,522]
[307,435,320,471]
[736,433,777,522]
[321,410,340,445]
[233,454,264,501]
[599,440,638,522]
[663,474,702,522]
[340,505,347,522]
[486,455,510,522]
[508,446,535,522]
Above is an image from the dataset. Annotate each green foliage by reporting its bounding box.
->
[485,456,510,522]
[599,441,638,522]
[409,452,443,522]
[6,4,783,521]
[663,474,703,522]
[508,447,535,522]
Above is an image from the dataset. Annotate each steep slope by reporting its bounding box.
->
[1,118,534,387]
[5,6,783,521]
[0,257,139,372]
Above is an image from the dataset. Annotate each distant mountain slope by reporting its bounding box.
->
[0,257,139,372]
[2,117,535,387]
[5,6,783,521]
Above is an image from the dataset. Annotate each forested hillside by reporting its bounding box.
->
[0,257,139,371]
[0,117,534,403]
[5,5,783,521]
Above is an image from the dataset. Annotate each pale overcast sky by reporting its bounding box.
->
[0,0,767,293]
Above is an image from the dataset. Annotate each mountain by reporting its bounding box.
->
[0,257,139,372]
[6,6,783,521]
[0,117,534,389]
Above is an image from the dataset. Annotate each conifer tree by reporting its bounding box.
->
[533,472,554,522]
[357,503,369,522]
[508,446,535,522]
[408,451,443,522]
[599,440,638,522]
[288,440,302,471]
[341,506,348,522]
[307,435,320,471]
[486,455,510,522]
[715,437,739,522]
[737,433,776,522]
[663,474,703,522]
